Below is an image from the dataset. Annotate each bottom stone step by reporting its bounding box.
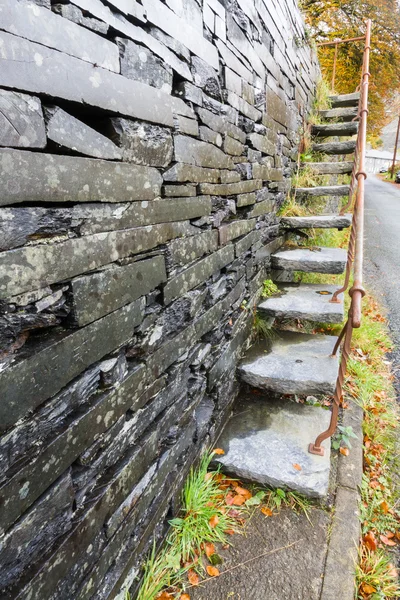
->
[215,394,331,498]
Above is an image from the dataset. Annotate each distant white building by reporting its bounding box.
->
[365,150,398,173]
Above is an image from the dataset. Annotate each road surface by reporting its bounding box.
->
[364,174,400,379]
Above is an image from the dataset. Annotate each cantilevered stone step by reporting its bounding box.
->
[238,331,339,395]
[301,161,353,174]
[311,122,358,137]
[281,214,352,230]
[271,246,347,274]
[258,283,344,323]
[295,184,350,197]
[318,107,358,121]
[215,395,331,497]
[328,92,360,108]
[312,140,356,155]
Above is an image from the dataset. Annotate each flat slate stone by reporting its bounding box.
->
[0,90,46,148]
[258,283,345,323]
[311,141,356,155]
[0,149,161,206]
[238,331,339,395]
[303,161,353,174]
[117,37,173,93]
[311,122,358,137]
[52,3,109,35]
[45,106,122,160]
[174,135,234,169]
[215,394,331,497]
[281,214,352,230]
[328,92,360,108]
[295,185,350,197]
[318,107,358,122]
[272,246,347,274]
[108,118,173,167]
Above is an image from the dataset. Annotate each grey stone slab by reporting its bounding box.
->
[214,38,252,83]
[71,256,166,326]
[318,107,358,121]
[142,0,219,69]
[215,395,331,498]
[107,118,173,167]
[163,163,220,183]
[223,135,245,156]
[258,283,345,323]
[0,0,119,72]
[0,206,73,250]
[45,106,122,160]
[149,26,191,62]
[328,92,360,108]
[168,230,218,267]
[0,221,191,298]
[266,87,291,128]
[246,198,274,218]
[226,90,262,121]
[52,3,109,34]
[320,486,360,600]
[252,164,284,180]
[199,121,225,146]
[199,179,262,195]
[191,56,220,99]
[0,90,45,148]
[234,229,260,257]
[163,245,234,304]
[236,192,256,207]
[175,81,203,105]
[220,169,241,183]
[104,0,146,21]
[0,32,193,128]
[117,38,172,94]
[174,135,234,169]
[0,298,144,433]
[248,132,275,155]
[238,331,339,395]
[281,214,352,229]
[0,149,161,206]
[0,472,73,588]
[219,219,256,245]
[295,185,350,197]
[302,161,353,174]
[197,107,246,143]
[0,363,149,533]
[73,198,209,235]
[173,115,199,136]
[163,184,196,197]
[272,246,347,274]
[312,140,357,155]
[311,122,358,137]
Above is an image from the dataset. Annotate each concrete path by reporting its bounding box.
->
[364,175,400,378]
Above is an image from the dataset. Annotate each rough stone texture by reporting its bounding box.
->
[0,90,46,149]
[311,121,358,137]
[238,331,339,395]
[216,395,331,497]
[258,283,345,323]
[281,214,352,229]
[272,246,347,274]
[108,118,173,167]
[0,149,162,206]
[0,0,321,596]
[319,107,358,121]
[295,185,350,197]
[328,92,360,108]
[117,38,173,94]
[320,487,360,600]
[45,106,122,159]
[303,161,353,174]
[71,256,167,326]
[311,141,357,155]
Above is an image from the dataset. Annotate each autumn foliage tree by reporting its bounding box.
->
[300,0,400,136]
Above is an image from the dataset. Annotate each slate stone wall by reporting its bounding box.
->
[0,0,319,597]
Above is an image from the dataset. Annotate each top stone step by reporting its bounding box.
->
[318,107,358,122]
[328,92,360,108]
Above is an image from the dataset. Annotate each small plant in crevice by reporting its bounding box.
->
[252,311,276,341]
[331,424,358,451]
[261,279,279,299]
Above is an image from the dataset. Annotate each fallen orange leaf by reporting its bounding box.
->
[361,583,376,594]
[225,493,235,506]
[363,531,377,551]
[205,542,215,558]
[209,514,219,528]
[380,534,396,546]
[188,570,199,586]
[261,507,273,517]
[380,500,390,514]
[235,486,252,499]
[293,463,302,471]
[180,595,190,600]
[340,447,350,456]
[224,528,235,535]
[213,448,225,455]
[206,566,220,577]
[386,531,395,539]
[232,494,246,506]
[157,592,173,599]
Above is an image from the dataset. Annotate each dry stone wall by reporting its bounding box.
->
[0,0,319,597]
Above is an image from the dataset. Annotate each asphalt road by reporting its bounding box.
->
[364,174,400,379]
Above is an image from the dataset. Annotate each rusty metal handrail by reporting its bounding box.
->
[309,19,371,456]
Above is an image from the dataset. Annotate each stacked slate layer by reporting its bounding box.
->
[0,0,319,598]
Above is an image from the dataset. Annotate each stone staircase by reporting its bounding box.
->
[215,92,360,498]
